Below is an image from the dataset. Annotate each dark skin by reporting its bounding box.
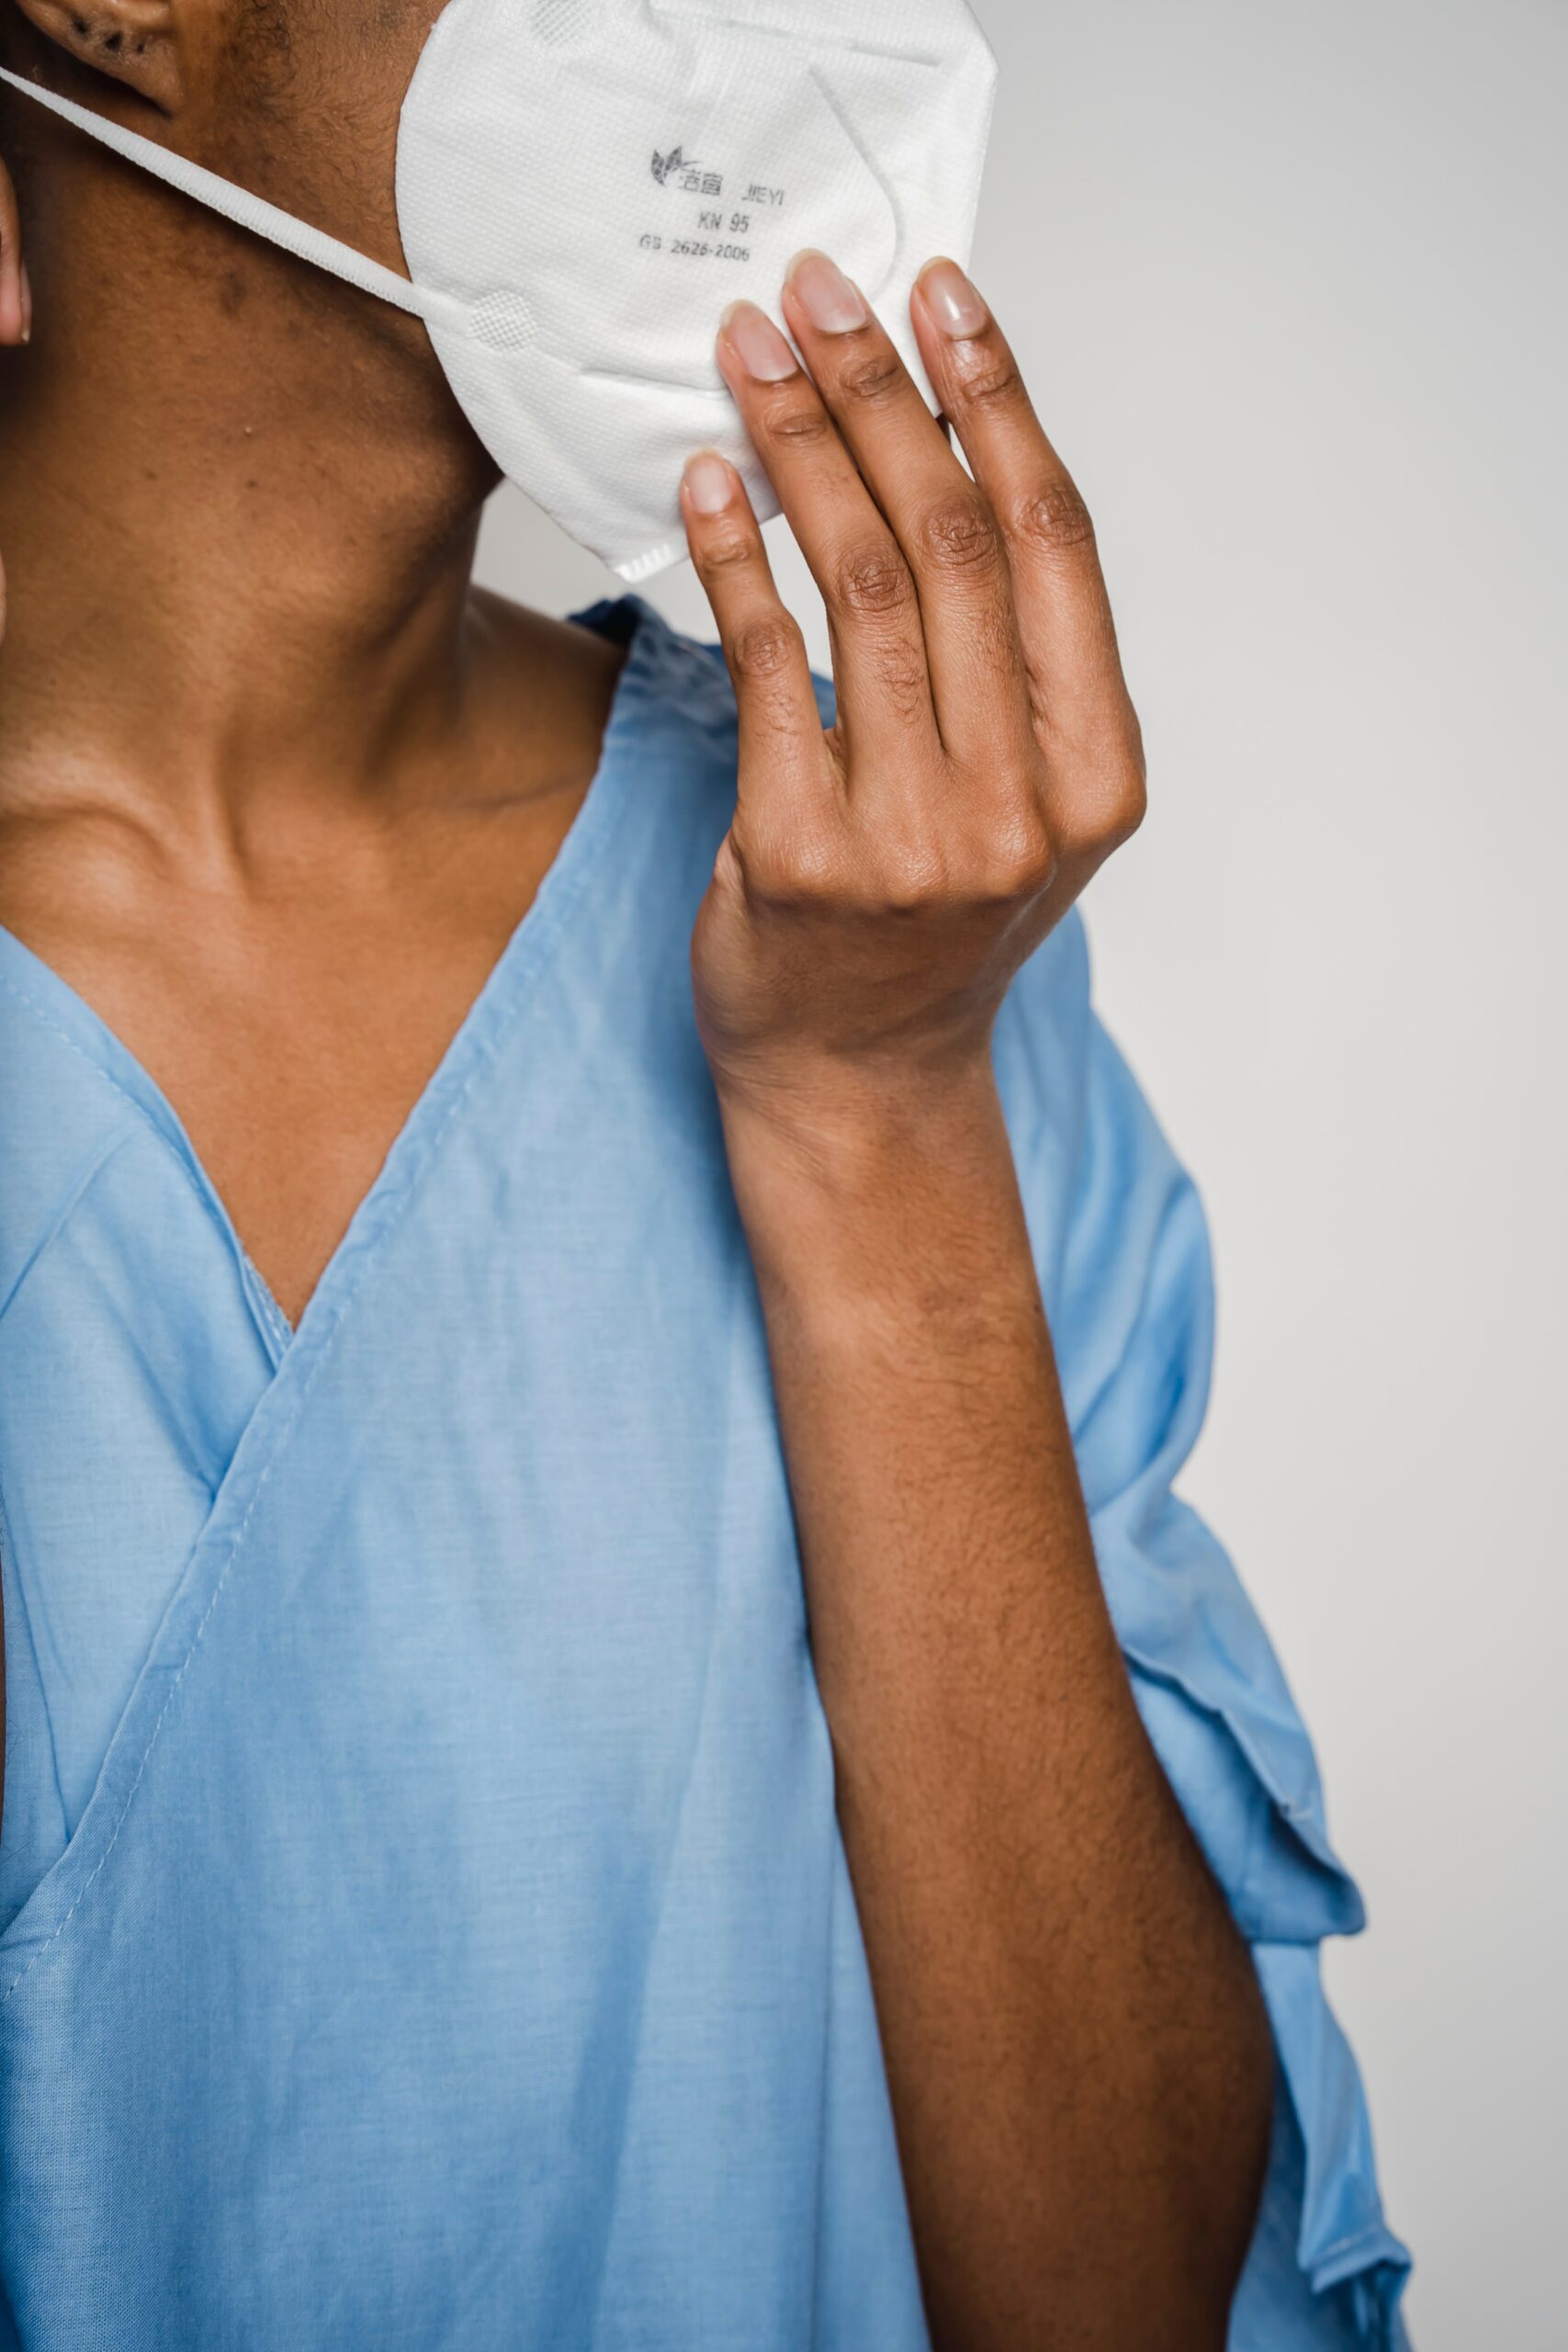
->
[0,2,1276,2343]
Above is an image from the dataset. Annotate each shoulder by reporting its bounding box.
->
[578,595,743,762]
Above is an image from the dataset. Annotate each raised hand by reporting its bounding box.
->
[682,251,1145,1137]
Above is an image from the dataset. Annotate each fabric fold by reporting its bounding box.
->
[998,923,1412,2345]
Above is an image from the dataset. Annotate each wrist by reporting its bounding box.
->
[716,1050,1002,1193]
[715,1055,1033,1314]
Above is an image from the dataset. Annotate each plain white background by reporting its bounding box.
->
[475,4,1568,2343]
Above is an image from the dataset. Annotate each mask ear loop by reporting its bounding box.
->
[0,66,469,337]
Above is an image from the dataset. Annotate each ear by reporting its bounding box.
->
[11,0,183,110]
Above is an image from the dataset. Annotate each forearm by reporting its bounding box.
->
[724,1068,1273,2352]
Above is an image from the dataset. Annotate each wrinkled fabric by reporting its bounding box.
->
[0,599,1409,2347]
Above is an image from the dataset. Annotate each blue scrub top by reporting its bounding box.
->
[0,599,1410,2348]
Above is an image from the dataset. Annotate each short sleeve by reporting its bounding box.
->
[994,916,1413,2350]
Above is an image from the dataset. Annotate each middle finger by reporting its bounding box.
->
[779,250,1033,763]
[716,300,937,763]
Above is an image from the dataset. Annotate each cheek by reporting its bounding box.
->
[203,1,423,269]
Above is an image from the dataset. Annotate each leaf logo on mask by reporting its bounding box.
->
[651,146,694,187]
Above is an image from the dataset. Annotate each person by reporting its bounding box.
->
[0,3,1410,2346]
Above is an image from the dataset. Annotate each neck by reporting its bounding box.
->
[0,141,501,832]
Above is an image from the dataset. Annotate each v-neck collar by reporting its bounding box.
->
[0,596,660,1366]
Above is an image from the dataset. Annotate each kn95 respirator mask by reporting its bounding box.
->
[2,0,998,582]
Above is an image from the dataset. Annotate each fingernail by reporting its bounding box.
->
[919,258,990,339]
[18,261,31,345]
[787,250,869,335]
[720,301,799,383]
[683,452,738,516]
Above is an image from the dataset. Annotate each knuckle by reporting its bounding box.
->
[728,614,802,686]
[1059,749,1148,865]
[1112,775,1149,847]
[833,539,916,622]
[699,529,757,578]
[733,823,838,910]
[837,347,907,410]
[958,358,1027,416]
[1096,715,1151,842]
[917,492,1004,579]
[1112,729,1150,842]
[1014,478,1097,561]
[765,400,834,453]
[880,846,951,913]
[1126,707,1149,795]
[984,810,1057,899]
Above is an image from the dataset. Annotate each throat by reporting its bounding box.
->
[0,602,629,1328]
[13,801,580,1331]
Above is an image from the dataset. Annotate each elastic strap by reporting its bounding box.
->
[0,66,466,335]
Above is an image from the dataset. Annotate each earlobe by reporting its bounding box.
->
[13,0,181,109]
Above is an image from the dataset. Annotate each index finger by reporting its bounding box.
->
[911,261,1134,751]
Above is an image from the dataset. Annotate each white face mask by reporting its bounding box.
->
[2,0,997,581]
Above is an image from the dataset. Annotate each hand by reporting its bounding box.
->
[0,148,32,644]
[682,253,1145,1146]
